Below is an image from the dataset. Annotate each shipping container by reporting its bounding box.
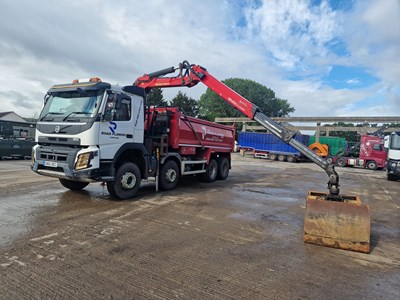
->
[308,136,346,156]
[238,132,310,162]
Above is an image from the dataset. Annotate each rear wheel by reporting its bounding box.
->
[336,157,347,167]
[325,156,334,164]
[59,179,89,191]
[217,157,229,180]
[277,154,286,162]
[199,159,218,183]
[366,161,377,170]
[269,153,277,161]
[107,162,141,200]
[159,160,179,191]
[287,155,297,163]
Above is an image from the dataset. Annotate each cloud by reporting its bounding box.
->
[346,78,361,85]
[0,0,398,120]
[245,0,339,70]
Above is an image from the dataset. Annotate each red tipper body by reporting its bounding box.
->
[145,107,235,160]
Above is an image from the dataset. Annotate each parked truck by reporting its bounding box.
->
[31,60,370,253]
[385,131,400,181]
[0,138,35,160]
[238,132,347,163]
[335,135,387,170]
[0,120,36,160]
[31,79,235,199]
[238,131,310,162]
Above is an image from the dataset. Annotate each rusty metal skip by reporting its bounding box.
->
[304,192,370,253]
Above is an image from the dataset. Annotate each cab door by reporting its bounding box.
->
[99,91,143,158]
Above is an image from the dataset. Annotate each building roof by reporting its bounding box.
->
[0,111,28,123]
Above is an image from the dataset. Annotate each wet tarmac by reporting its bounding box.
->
[0,155,399,299]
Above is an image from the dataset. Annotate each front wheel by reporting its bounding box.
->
[199,159,218,183]
[366,161,377,170]
[159,160,179,191]
[107,162,141,200]
[59,179,89,191]
[387,174,398,181]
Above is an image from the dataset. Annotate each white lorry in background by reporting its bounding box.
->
[384,131,400,181]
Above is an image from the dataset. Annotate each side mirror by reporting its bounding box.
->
[102,109,114,122]
[102,92,117,122]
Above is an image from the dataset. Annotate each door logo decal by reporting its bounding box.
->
[109,122,117,135]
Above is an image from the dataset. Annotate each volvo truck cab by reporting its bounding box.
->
[386,131,400,181]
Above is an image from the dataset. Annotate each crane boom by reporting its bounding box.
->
[134,60,340,197]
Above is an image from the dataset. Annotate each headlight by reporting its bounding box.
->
[391,162,397,167]
[75,153,92,170]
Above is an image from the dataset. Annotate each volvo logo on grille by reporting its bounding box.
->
[55,125,60,133]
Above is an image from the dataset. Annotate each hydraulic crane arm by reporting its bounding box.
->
[134,61,340,197]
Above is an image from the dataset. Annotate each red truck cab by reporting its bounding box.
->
[336,135,387,170]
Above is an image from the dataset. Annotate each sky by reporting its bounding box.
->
[0,0,399,119]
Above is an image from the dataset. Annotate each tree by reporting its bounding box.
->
[322,122,400,143]
[146,88,168,106]
[170,91,199,117]
[322,122,360,143]
[198,78,294,121]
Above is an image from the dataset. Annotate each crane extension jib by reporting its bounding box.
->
[135,60,340,197]
[253,111,340,198]
[134,60,370,253]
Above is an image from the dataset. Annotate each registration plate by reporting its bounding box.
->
[44,161,58,168]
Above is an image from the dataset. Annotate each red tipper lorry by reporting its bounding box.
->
[31,79,234,200]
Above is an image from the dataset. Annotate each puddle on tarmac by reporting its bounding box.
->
[0,188,62,246]
[226,185,304,240]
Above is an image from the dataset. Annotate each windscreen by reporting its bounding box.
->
[39,90,103,121]
[390,133,400,150]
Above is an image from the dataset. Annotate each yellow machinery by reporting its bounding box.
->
[308,142,329,157]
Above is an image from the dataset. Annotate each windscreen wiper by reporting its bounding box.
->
[40,112,62,121]
[62,112,84,121]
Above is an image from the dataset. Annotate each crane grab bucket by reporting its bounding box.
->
[304,191,370,253]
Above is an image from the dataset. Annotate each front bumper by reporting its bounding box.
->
[31,145,100,182]
[387,160,400,176]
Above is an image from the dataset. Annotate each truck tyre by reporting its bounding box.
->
[59,179,89,191]
[269,153,277,161]
[217,157,229,180]
[287,155,297,163]
[325,156,334,164]
[107,162,141,200]
[277,154,286,162]
[366,161,377,170]
[199,159,218,183]
[387,174,397,181]
[336,157,347,167]
[159,160,179,191]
